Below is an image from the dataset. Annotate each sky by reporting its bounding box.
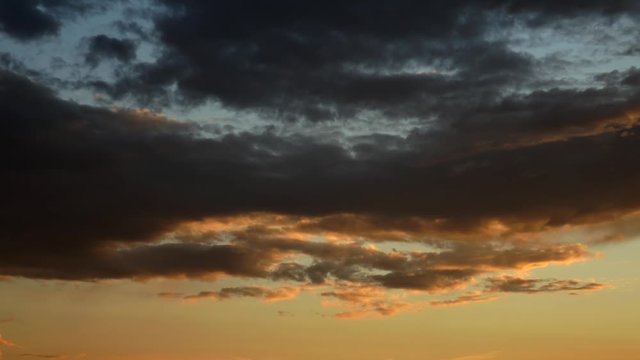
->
[1,0,640,359]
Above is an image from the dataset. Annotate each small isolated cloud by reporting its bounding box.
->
[0,335,16,347]
[20,355,68,359]
[1,333,83,360]
[430,292,499,307]
[486,276,607,294]
[277,311,294,317]
[181,286,301,303]
[157,292,184,299]
[0,334,16,360]
[19,352,86,360]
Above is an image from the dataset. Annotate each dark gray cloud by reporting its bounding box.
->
[0,0,59,40]
[0,69,635,285]
[84,35,136,66]
[492,0,639,18]
[100,12,526,119]
[81,0,640,122]
[113,20,152,41]
[0,241,277,281]
[0,0,96,40]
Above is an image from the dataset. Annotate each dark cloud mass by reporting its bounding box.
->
[0,0,58,40]
[0,69,635,284]
[0,0,95,40]
[85,35,136,66]
[2,0,639,316]
[89,0,640,122]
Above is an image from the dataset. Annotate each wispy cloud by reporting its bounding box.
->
[20,355,68,360]
[430,292,499,307]
[181,286,302,303]
[486,276,608,294]
[0,334,17,360]
[19,354,86,360]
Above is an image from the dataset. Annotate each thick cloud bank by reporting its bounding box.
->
[2,0,640,317]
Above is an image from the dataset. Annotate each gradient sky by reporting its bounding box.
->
[1,1,640,359]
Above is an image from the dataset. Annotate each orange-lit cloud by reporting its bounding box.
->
[157,292,184,299]
[150,232,600,315]
[321,283,411,319]
[0,334,16,360]
[430,291,499,307]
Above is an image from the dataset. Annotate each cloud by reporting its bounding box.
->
[0,0,59,40]
[19,354,86,360]
[0,65,611,314]
[486,276,607,294]
[0,335,16,347]
[83,0,640,125]
[182,286,301,303]
[157,292,184,299]
[1,69,608,288]
[578,211,640,245]
[277,311,294,317]
[0,242,280,281]
[0,334,16,360]
[373,269,477,292]
[151,236,595,315]
[4,70,640,253]
[19,355,69,360]
[84,35,136,67]
[0,0,96,41]
[321,284,410,319]
[1,0,636,317]
[0,334,82,360]
[430,292,499,307]
[0,316,15,324]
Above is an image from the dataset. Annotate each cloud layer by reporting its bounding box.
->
[1,0,638,317]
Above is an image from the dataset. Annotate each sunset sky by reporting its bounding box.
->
[1,1,640,359]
